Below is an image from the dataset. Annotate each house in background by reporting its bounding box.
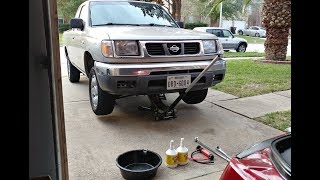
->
[181,0,264,33]
[58,18,64,26]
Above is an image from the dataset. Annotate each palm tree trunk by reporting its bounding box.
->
[262,0,291,61]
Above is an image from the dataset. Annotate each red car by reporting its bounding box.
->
[220,133,291,180]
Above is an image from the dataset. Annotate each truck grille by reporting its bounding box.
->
[145,42,200,56]
[184,43,200,54]
[145,43,165,55]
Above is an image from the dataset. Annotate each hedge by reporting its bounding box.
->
[58,24,71,33]
[184,22,208,29]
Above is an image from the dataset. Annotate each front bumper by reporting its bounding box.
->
[94,59,226,95]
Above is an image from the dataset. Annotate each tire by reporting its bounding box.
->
[89,68,115,115]
[67,55,80,83]
[255,33,260,37]
[236,43,247,52]
[238,30,243,35]
[181,89,208,104]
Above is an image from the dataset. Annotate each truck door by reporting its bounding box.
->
[68,4,85,70]
[77,3,89,72]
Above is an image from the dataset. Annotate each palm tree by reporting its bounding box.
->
[206,0,291,61]
[138,0,182,21]
[261,0,291,61]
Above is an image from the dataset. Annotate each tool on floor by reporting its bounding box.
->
[165,140,178,168]
[189,145,215,164]
[216,146,232,160]
[138,56,220,120]
[138,94,177,120]
[194,137,231,162]
[176,138,189,165]
[196,145,214,160]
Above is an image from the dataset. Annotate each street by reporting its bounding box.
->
[246,40,291,56]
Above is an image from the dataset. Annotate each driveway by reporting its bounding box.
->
[60,48,282,179]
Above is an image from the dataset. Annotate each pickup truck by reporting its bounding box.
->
[63,0,226,115]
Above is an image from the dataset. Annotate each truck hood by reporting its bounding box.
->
[90,26,217,40]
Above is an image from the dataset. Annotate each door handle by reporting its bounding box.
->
[81,40,85,44]
[72,37,75,40]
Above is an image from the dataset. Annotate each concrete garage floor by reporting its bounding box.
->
[62,75,282,180]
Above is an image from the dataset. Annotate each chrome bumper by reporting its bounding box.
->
[95,59,226,76]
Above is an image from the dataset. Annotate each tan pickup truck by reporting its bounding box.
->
[63,0,226,115]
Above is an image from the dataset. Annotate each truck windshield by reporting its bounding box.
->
[90,1,178,27]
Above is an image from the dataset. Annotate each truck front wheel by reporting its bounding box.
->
[181,89,208,104]
[89,69,115,115]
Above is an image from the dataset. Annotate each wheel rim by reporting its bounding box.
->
[90,74,98,109]
[239,45,246,52]
[256,33,259,37]
[239,31,243,35]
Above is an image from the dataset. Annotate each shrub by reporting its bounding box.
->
[58,24,71,33]
[184,22,208,29]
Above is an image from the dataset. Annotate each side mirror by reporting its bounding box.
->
[176,21,184,28]
[70,18,84,30]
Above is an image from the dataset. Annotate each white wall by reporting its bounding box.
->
[222,20,246,33]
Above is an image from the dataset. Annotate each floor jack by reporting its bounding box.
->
[138,56,220,120]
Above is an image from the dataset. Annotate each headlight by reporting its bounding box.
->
[101,40,113,57]
[114,40,139,56]
[216,40,224,54]
[203,40,216,54]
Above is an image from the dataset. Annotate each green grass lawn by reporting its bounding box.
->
[212,59,291,97]
[235,35,265,44]
[59,33,63,45]
[223,52,291,61]
[255,110,291,131]
[223,51,292,61]
[223,52,265,58]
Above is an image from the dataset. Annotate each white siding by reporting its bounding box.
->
[222,20,246,33]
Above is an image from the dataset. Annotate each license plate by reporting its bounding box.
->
[167,75,191,90]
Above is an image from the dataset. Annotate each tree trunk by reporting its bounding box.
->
[262,0,291,61]
[176,0,182,21]
[210,17,218,27]
[210,17,214,26]
[171,1,177,19]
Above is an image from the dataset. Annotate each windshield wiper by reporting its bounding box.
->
[93,23,141,26]
[143,23,173,27]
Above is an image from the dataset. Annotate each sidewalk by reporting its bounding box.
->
[206,89,291,119]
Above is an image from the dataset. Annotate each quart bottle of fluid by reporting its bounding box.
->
[176,138,189,165]
[165,140,178,168]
